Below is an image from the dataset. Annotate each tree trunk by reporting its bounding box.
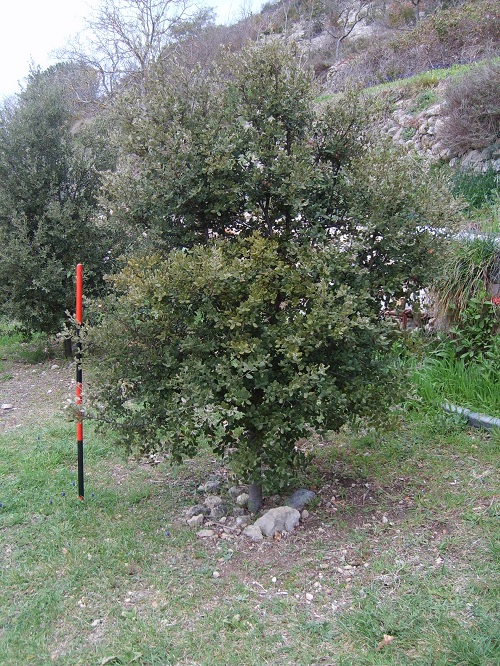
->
[247,483,263,513]
[64,337,73,359]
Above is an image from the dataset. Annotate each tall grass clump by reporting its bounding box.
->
[414,343,500,416]
[453,167,499,211]
[435,236,500,349]
[415,232,500,414]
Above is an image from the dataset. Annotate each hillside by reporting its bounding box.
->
[216,1,499,85]
[213,0,500,174]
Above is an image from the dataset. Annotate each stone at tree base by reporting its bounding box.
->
[187,514,204,528]
[197,529,215,538]
[210,503,230,519]
[243,524,263,541]
[187,504,210,518]
[198,478,221,493]
[232,507,246,517]
[228,486,247,500]
[254,506,301,537]
[236,493,249,507]
[204,495,223,510]
[286,489,316,511]
[236,515,251,528]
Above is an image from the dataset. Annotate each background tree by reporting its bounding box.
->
[320,0,373,58]
[61,0,199,97]
[0,65,122,333]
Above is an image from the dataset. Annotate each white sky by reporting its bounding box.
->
[0,0,263,100]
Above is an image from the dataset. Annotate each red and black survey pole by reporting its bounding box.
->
[76,263,84,500]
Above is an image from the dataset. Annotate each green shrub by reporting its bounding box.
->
[91,42,462,496]
[89,234,399,492]
[448,288,499,360]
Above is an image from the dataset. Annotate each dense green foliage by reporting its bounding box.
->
[0,65,120,333]
[90,233,397,489]
[108,43,458,302]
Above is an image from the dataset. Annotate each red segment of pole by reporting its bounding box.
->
[76,264,84,500]
[76,264,83,325]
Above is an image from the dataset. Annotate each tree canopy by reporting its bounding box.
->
[0,65,121,332]
[107,41,458,301]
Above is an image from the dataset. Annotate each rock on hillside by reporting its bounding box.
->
[380,83,500,173]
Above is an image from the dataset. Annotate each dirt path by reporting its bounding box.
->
[0,361,75,431]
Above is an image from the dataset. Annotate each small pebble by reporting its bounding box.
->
[305,593,314,602]
[213,571,220,578]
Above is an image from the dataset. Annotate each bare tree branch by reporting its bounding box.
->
[59,0,195,97]
[322,0,374,59]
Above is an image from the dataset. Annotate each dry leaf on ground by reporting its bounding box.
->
[376,634,395,651]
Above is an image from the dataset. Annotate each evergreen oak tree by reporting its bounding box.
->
[91,42,461,505]
[0,65,122,333]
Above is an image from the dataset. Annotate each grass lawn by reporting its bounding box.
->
[1,387,498,665]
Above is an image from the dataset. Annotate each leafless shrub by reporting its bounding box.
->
[438,60,500,156]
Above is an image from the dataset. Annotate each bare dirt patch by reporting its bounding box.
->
[0,360,75,431]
